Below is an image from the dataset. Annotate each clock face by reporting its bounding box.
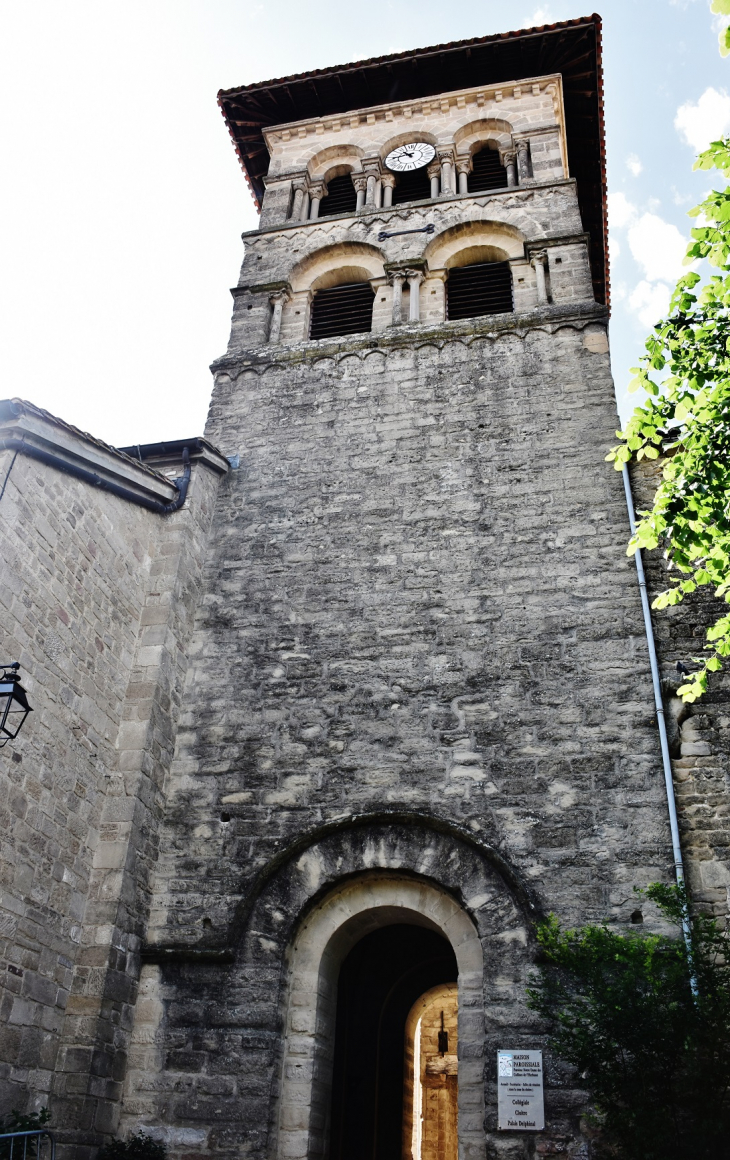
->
[385,142,436,172]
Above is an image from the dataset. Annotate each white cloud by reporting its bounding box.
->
[712,9,729,34]
[675,86,730,152]
[627,212,688,282]
[626,153,643,176]
[628,281,673,329]
[526,7,555,25]
[613,281,629,303]
[672,187,695,205]
[608,191,637,229]
[609,234,621,265]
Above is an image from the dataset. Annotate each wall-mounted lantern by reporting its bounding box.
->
[0,663,32,747]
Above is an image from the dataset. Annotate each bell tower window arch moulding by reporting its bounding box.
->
[273,874,486,1160]
[273,220,536,343]
[274,110,545,223]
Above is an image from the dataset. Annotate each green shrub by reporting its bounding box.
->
[0,1109,51,1160]
[527,884,730,1159]
[97,1133,167,1160]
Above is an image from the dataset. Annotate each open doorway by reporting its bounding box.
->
[403,984,458,1160]
[327,923,457,1160]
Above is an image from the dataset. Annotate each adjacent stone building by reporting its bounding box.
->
[1,15,728,1160]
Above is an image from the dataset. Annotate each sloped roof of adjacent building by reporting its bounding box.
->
[217,14,608,307]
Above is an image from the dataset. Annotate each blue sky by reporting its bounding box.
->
[0,1,728,445]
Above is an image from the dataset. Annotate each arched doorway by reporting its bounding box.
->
[404,984,459,1160]
[274,873,485,1160]
[328,924,457,1160]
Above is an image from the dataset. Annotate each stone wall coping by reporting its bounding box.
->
[0,399,226,504]
[120,437,231,477]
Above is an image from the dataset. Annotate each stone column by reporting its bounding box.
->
[390,273,405,326]
[427,160,441,199]
[438,148,455,196]
[381,174,395,208]
[299,190,310,222]
[531,251,549,305]
[516,140,531,182]
[268,289,289,343]
[456,158,470,195]
[309,182,325,220]
[353,174,367,212]
[290,180,307,220]
[362,158,383,209]
[407,272,423,322]
[503,152,517,187]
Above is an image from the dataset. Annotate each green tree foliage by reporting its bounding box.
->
[712,0,730,57]
[98,1134,168,1160]
[527,885,730,1159]
[607,139,730,701]
[0,1109,51,1160]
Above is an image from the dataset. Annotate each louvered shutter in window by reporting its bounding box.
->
[446,262,513,320]
[309,282,375,340]
[392,167,432,205]
[467,147,508,193]
[319,174,357,217]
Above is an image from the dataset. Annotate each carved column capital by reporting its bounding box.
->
[361,157,383,177]
[455,156,471,175]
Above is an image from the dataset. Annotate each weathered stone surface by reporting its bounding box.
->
[0,417,226,1144]
[1,37,728,1160]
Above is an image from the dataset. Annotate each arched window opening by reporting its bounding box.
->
[446,261,513,320]
[328,923,457,1160]
[309,281,375,340]
[392,167,432,206]
[319,173,358,217]
[404,985,458,1160]
[467,146,508,193]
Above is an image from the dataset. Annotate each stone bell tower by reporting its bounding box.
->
[120,16,676,1160]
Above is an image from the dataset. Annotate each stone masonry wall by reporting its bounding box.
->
[0,440,223,1146]
[122,306,680,1160]
[631,459,730,923]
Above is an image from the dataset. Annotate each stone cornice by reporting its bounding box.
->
[241,178,578,240]
[261,73,565,151]
[211,301,608,374]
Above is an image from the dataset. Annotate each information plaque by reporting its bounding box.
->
[497,1049,545,1131]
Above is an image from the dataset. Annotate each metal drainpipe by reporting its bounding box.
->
[621,464,694,954]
